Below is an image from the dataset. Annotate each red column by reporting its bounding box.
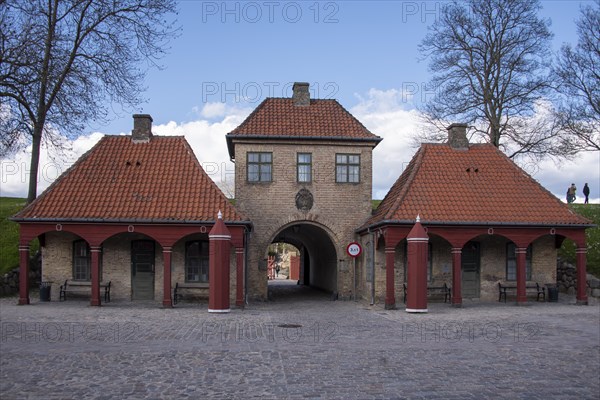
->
[576,247,588,305]
[209,211,231,313]
[384,246,396,310]
[406,220,428,313]
[235,247,244,308]
[516,247,527,305]
[90,246,102,306]
[451,247,462,307]
[163,246,173,308]
[18,245,30,305]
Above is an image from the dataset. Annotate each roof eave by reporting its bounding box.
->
[12,217,253,228]
[357,219,595,234]
[226,134,382,160]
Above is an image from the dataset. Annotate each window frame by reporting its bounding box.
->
[247,152,273,183]
[335,153,360,183]
[506,243,532,281]
[185,240,210,283]
[297,153,312,183]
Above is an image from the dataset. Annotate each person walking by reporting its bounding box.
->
[583,183,590,204]
[567,183,577,203]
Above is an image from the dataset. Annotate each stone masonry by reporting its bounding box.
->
[234,140,375,301]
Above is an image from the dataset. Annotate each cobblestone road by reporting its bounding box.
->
[1,281,599,399]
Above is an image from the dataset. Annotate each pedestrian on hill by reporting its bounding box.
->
[583,183,590,204]
[567,183,577,203]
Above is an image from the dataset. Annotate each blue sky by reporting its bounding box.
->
[1,0,599,202]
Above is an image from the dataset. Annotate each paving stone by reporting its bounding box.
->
[0,281,598,399]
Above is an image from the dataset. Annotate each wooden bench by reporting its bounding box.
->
[173,282,209,305]
[403,283,451,303]
[498,282,545,302]
[59,280,111,302]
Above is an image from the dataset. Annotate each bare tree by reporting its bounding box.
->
[418,0,567,160]
[0,0,178,203]
[553,1,600,152]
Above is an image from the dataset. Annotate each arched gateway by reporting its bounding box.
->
[266,222,338,295]
[227,82,382,301]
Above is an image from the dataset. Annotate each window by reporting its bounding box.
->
[297,153,312,182]
[506,243,532,281]
[247,152,272,182]
[336,154,360,183]
[73,240,91,281]
[186,241,209,283]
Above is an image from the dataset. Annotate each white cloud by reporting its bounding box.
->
[534,152,600,205]
[352,88,599,204]
[0,132,104,198]
[1,90,597,205]
[350,88,422,199]
[0,107,251,199]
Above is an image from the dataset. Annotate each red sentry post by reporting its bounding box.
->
[208,211,231,313]
[406,216,428,313]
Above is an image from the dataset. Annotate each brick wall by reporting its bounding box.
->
[233,140,375,300]
[359,233,557,305]
[41,231,238,305]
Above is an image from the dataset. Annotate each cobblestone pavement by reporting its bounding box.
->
[1,281,598,400]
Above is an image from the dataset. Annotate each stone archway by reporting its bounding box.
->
[266,222,338,298]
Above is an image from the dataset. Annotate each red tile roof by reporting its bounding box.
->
[15,136,248,223]
[366,143,591,227]
[226,98,381,158]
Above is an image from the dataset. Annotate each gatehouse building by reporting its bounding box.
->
[13,83,592,309]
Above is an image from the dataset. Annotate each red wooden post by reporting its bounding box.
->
[576,247,588,305]
[406,217,428,313]
[235,247,244,308]
[163,246,173,308]
[90,246,102,306]
[209,211,231,313]
[18,245,30,305]
[384,246,396,310]
[451,247,462,307]
[516,247,527,305]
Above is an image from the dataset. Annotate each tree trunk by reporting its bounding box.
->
[26,124,43,204]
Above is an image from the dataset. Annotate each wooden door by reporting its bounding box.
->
[461,242,480,298]
[131,240,155,300]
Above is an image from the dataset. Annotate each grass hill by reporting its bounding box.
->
[1,197,598,276]
[0,198,39,275]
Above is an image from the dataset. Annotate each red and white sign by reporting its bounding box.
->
[346,242,362,258]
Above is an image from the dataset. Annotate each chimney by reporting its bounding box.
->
[292,82,310,106]
[447,123,469,150]
[132,114,153,143]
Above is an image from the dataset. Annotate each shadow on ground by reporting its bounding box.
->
[267,279,331,302]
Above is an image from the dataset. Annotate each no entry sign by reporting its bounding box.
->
[347,242,362,258]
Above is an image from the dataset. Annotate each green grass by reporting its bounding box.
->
[0,197,38,275]
[558,204,600,277]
